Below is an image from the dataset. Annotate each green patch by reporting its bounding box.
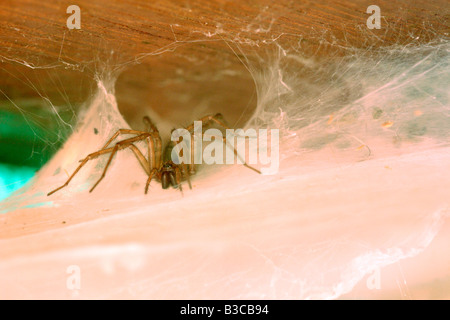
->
[0,100,73,167]
[0,99,74,201]
[0,163,35,202]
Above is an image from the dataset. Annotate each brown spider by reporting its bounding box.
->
[47,113,260,196]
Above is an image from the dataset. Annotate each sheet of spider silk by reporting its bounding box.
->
[0,40,450,299]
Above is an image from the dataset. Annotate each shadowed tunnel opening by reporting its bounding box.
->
[115,42,258,139]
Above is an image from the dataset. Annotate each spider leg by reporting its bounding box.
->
[89,134,153,193]
[76,128,151,164]
[174,165,183,195]
[181,162,192,189]
[143,116,159,133]
[100,129,151,150]
[90,139,160,194]
[190,132,196,174]
[100,131,162,176]
[183,113,231,175]
[49,133,156,196]
[154,134,162,170]
[47,146,116,196]
[128,144,150,175]
[182,113,261,175]
[143,131,162,194]
[220,136,261,174]
[184,113,230,132]
[145,168,159,194]
[89,145,119,192]
[146,135,159,172]
[91,131,162,194]
[175,165,182,189]
[142,116,162,170]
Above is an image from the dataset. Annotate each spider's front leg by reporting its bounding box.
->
[47,146,117,196]
[144,168,159,194]
[48,133,154,196]
[89,133,154,193]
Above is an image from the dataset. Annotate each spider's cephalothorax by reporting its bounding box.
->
[47,114,260,196]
